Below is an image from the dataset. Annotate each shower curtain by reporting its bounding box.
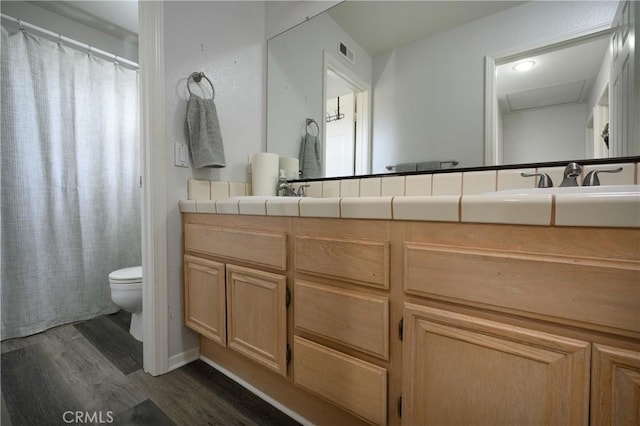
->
[1,26,141,339]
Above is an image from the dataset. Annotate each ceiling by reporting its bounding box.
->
[29,0,138,42]
[497,35,611,113]
[328,1,525,57]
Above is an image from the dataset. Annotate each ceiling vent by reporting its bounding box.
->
[338,40,355,65]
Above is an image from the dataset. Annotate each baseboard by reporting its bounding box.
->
[168,347,200,371]
[199,355,312,426]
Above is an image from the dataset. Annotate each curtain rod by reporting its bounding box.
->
[1,13,139,70]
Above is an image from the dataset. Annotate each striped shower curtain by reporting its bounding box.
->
[1,26,141,339]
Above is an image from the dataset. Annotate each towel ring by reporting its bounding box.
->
[187,72,215,99]
[305,118,319,136]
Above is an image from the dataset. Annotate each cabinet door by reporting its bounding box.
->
[402,303,591,426]
[183,255,226,346]
[591,344,640,425]
[226,264,288,376]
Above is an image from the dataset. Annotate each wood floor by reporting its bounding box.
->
[1,312,301,426]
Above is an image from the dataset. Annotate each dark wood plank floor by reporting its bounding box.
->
[1,312,301,426]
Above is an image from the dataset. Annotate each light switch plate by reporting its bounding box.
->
[174,142,189,167]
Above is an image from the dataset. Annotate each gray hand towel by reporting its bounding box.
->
[299,133,322,178]
[186,94,226,168]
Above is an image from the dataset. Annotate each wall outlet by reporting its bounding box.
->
[174,142,189,167]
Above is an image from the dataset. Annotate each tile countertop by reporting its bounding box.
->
[179,189,640,228]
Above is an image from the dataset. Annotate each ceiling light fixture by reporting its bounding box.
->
[513,60,536,71]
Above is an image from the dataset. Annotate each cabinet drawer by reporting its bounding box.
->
[294,336,387,425]
[295,280,389,359]
[404,243,640,335]
[295,236,389,289]
[185,223,287,271]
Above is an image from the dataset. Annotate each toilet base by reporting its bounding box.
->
[130,312,143,342]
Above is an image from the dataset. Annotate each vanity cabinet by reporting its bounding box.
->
[183,213,639,426]
[400,222,640,426]
[401,303,590,425]
[183,215,290,377]
[292,218,392,425]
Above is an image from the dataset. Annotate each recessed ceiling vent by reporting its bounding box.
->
[338,40,355,65]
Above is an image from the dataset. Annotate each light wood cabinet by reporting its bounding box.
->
[294,336,387,425]
[226,264,288,376]
[183,255,226,346]
[402,303,591,426]
[183,214,639,426]
[591,343,640,425]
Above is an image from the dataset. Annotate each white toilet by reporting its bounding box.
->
[109,266,143,342]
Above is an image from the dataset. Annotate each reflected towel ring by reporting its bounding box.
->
[306,118,319,136]
[187,71,215,99]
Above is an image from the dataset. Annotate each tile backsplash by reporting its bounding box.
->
[187,162,638,201]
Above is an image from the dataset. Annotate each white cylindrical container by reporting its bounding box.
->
[251,152,279,196]
[279,157,300,180]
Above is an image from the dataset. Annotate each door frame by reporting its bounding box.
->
[139,0,169,376]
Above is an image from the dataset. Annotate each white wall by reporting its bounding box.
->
[503,103,588,164]
[163,1,265,357]
[267,12,372,160]
[371,1,617,173]
[0,1,137,62]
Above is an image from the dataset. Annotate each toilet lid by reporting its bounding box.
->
[109,266,142,283]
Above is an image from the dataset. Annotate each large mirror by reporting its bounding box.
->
[267,0,638,179]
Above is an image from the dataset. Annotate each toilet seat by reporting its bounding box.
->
[109,266,142,284]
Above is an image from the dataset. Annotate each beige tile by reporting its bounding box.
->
[341,197,392,219]
[393,196,459,222]
[381,176,405,196]
[582,163,635,186]
[238,198,266,215]
[179,200,197,213]
[266,198,300,216]
[555,193,640,227]
[195,200,217,214]
[229,182,247,197]
[246,183,253,196]
[322,181,340,198]
[305,181,323,198]
[299,197,341,218]
[211,181,230,200]
[360,177,381,196]
[214,199,239,214]
[636,162,639,184]
[432,173,462,196]
[340,179,360,197]
[462,170,497,195]
[405,174,432,196]
[497,169,536,191]
[461,194,552,226]
[187,179,211,200]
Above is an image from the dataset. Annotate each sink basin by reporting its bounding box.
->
[485,185,640,196]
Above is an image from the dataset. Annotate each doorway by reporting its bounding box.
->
[323,52,371,177]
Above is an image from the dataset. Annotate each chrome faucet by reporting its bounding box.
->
[521,172,553,188]
[582,167,623,186]
[278,182,310,197]
[559,162,582,187]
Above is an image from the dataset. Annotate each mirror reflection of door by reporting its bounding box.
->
[324,61,370,178]
[495,33,612,165]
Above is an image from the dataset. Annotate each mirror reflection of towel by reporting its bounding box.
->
[186,94,226,168]
[299,133,322,178]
